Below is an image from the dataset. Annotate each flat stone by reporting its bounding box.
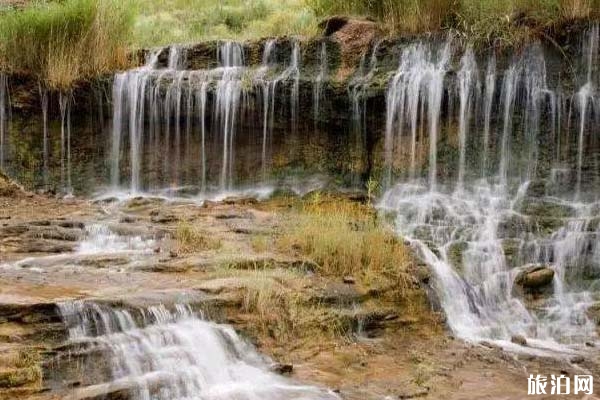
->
[342,276,356,284]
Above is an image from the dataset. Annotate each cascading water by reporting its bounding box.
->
[0,73,8,170]
[380,27,600,353]
[384,41,451,189]
[110,39,303,196]
[56,301,339,400]
[39,85,49,187]
[59,92,73,196]
[313,42,327,121]
[456,48,478,192]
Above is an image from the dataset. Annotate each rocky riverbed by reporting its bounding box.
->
[0,176,598,400]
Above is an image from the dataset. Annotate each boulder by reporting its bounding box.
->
[269,363,293,375]
[515,265,554,289]
[586,303,600,326]
[511,334,527,346]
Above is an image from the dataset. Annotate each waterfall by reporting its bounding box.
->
[385,41,451,188]
[59,93,72,196]
[456,48,478,192]
[56,301,339,400]
[39,85,49,187]
[0,73,8,171]
[216,41,244,191]
[290,41,300,134]
[381,29,600,352]
[575,24,598,199]
[481,55,496,179]
[313,42,327,120]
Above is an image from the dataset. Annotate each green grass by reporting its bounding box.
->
[132,0,319,47]
[0,0,597,88]
[306,0,600,46]
[0,0,134,89]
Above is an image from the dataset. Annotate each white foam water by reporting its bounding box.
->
[57,301,339,400]
[77,224,156,255]
[381,27,600,353]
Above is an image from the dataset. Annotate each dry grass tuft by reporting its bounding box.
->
[277,193,411,280]
[174,221,221,254]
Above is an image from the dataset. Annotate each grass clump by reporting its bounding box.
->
[277,193,411,280]
[0,0,134,89]
[174,221,221,254]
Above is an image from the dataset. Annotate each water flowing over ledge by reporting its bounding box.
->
[0,24,599,357]
[54,300,340,400]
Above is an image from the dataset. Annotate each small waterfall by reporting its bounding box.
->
[290,41,301,134]
[39,85,49,187]
[0,73,8,170]
[313,42,327,120]
[481,55,496,178]
[216,41,244,191]
[259,39,277,181]
[456,48,478,192]
[385,41,451,188]
[77,224,156,254]
[498,64,518,188]
[56,301,339,400]
[58,92,72,196]
[575,24,598,199]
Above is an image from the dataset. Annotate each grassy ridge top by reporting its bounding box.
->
[0,0,598,89]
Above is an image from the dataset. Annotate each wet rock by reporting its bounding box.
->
[25,225,82,241]
[214,211,254,220]
[570,355,584,364]
[310,282,364,306]
[222,197,258,206]
[520,199,575,234]
[77,255,130,268]
[586,303,600,326]
[56,220,85,229]
[502,239,522,268]
[0,224,29,237]
[447,241,467,275]
[397,386,429,399]
[119,216,137,223]
[515,265,555,289]
[269,362,293,375]
[150,213,178,224]
[414,264,431,284]
[511,335,527,346]
[525,180,549,198]
[16,240,75,253]
[106,223,152,237]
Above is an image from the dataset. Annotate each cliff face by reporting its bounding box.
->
[0,20,597,195]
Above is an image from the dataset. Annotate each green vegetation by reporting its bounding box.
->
[0,0,134,89]
[0,0,597,87]
[132,0,319,47]
[306,0,600,46]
